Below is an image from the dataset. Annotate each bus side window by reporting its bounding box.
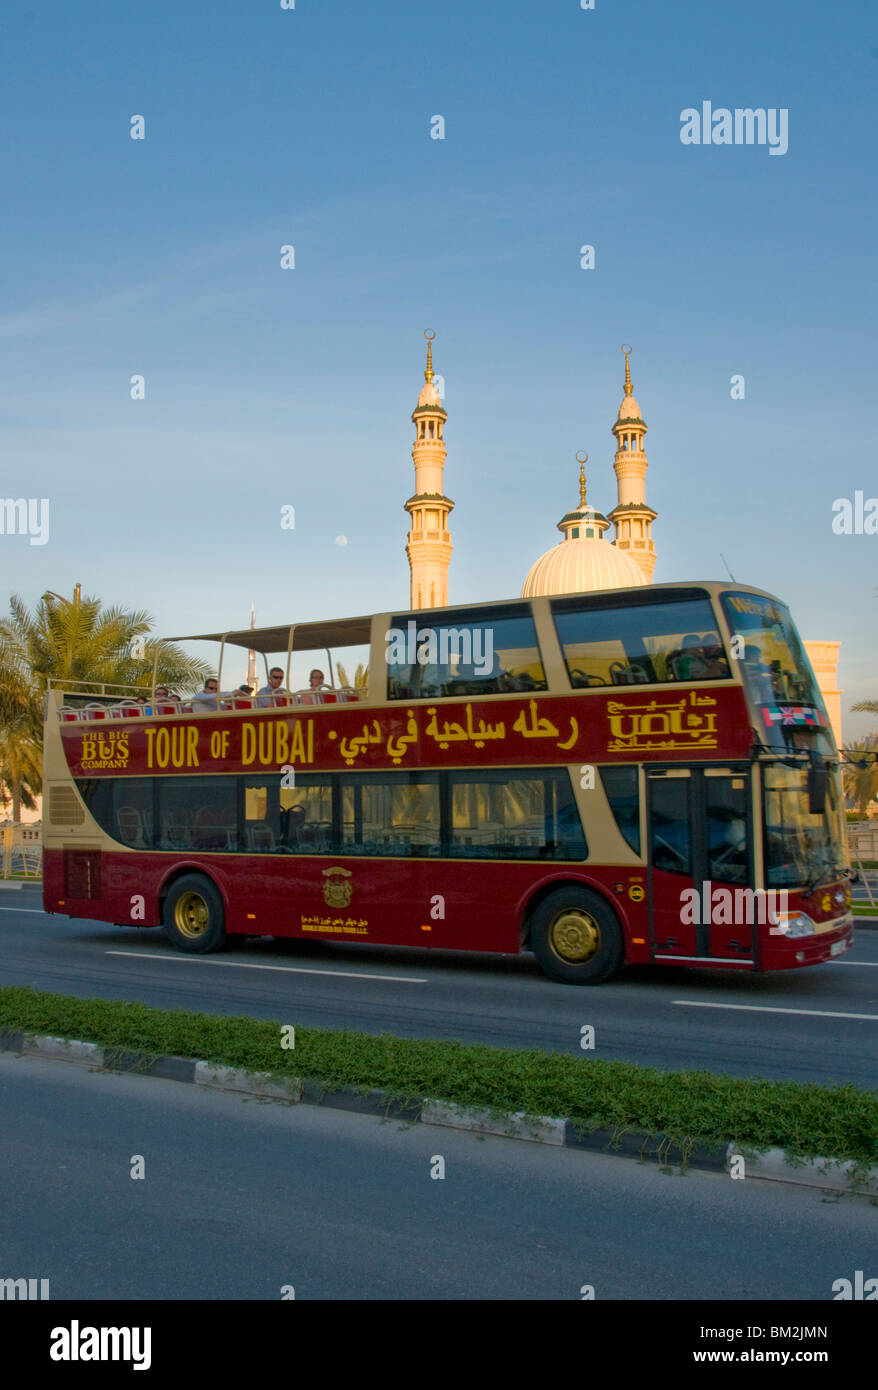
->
[648,780,692,875]
[598,766,640,854]
[706,777,749,885]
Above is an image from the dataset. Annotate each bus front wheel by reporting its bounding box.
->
[529,887,624,984]
[163,874,228,954]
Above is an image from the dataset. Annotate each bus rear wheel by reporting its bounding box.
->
[163,874,228,954]
[529,887,624,984]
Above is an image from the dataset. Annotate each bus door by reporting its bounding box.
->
[645,765,755,966]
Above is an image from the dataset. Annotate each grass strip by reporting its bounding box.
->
[1,984,876,1166]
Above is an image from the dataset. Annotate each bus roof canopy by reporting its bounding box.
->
[165,616,373,654]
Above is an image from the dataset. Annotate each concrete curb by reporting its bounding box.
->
[727,1144,878,1195]
[0,880,42,892]
[852,914,878,929]
[421,1099,566,1145]
[194,1061,302,1102]
[1,1028,875,1194]
[21,1034,104,1065]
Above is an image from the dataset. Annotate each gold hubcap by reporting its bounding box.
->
[174,890,210,940]
[548,908,600,963]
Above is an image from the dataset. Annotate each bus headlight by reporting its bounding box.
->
[770,912,816,938]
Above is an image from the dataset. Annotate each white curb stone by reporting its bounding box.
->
[22,1035,104,1065]
[194,1061,300,1101]
[421,1099,566,1144]
[727,1144,878,1195]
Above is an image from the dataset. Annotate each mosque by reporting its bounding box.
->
[403,333,843,745]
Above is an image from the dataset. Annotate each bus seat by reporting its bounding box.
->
[246,823,276,852]
[117,806,150,848]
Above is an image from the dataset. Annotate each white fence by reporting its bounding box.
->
[1,824,42,879]
[848,821,878,863]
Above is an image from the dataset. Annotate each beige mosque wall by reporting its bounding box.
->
[803,640,842,748]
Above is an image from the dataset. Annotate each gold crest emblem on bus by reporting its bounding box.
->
[322,866,353,908]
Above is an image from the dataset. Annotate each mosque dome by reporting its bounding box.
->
[521,459,647,597]
[522,534,646,596]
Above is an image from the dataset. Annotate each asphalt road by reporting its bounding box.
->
[1,1050,873,1301]
[1,891,876,1088]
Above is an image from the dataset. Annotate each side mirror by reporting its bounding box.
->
[807,759,827,815]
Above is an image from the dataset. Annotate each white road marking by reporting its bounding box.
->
[0,906,45,914]
[673,1001,878,1021]
[106,950,428,984]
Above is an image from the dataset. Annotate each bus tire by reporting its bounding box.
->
[528,887,624,985]
[163,874,228,954]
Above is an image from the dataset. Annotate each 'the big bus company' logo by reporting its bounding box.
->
[81,729,130,770]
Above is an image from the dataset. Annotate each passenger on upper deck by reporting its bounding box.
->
[676,634,710,680]
[256,668,291,707]
[191,678,220,707]
[698,635,730,679]
[298,668,334,705]
[141,686,169,715]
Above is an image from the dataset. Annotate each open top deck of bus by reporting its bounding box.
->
[49,579,808,723]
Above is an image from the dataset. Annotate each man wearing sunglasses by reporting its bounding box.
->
[256,667,291,707]
[191,677,221,708]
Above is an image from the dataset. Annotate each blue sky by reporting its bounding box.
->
[1,0,876,731]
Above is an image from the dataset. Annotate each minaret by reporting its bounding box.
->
[247,603,257,692]
[405,331,453,610]
[607,345,657,582]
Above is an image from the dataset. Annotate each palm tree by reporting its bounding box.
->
[0,708,42,822]
[337,662,369,692]
[0,588,211,821]
[0,590,209,697]
[0,631,45,824]
[842,732,878,818]
[852,700,878,716]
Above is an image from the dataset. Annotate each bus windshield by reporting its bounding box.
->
[762,762,846,888]
[721,590,823,709]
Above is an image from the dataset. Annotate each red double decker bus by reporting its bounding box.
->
[42,581,854,983]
